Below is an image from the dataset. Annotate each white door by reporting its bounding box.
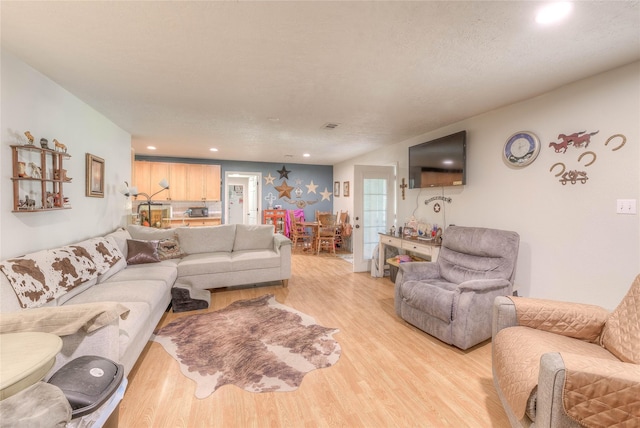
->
[224,172,262,225]
[353,165,396,272]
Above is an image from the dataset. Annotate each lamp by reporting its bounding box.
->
[122,179,170,227]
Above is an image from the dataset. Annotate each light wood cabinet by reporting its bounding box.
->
[10,145,71,212]
[133,161,151,196]
[186,165,205,201]
[149,162,170,200]
[203,165,221,201]
[168,163,188,201]
[133,161,221,202]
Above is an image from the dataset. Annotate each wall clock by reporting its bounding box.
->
[503,131,540,167]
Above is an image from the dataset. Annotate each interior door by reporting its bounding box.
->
[224,171,262,225]
[353,165,396,272]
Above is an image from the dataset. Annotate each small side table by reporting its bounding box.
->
[0,332,62,400]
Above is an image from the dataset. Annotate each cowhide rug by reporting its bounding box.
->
[152,294,341,399]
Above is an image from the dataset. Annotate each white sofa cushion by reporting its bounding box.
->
[177,253,233,276]
[176,225,236,254]
[233,224,275,251]
[231,250,281,271]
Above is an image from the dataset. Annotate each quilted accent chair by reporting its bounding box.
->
[395,226,520,350]
[492,274,640,427]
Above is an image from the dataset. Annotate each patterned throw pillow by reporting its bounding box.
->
[126,239,161,265]
[0,247,99,308]
[70,237,123,274]
[157,235,184,260]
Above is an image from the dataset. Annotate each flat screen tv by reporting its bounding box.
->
[408,130,466,188]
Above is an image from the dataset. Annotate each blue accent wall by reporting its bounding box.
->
[135,156,333,222]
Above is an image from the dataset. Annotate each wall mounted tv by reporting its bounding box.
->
[408,130,466,188]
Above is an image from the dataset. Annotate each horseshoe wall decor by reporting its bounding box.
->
[549,162,566,177]
[605,134,626,151]
[577,151,597,167]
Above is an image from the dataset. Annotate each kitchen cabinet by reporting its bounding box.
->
[133,161,221,202]
[168,163,188,201]
[203,165,221,201]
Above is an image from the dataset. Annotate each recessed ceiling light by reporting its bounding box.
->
[147,146,156,150]
[209,148,218,152]
[443,160,453,165]
[536,2,572,25]
[303,153,311,158]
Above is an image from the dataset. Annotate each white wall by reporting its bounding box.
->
[335,62,640,309]
[1,51,132,259]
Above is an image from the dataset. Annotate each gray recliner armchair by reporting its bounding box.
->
[394,226,520,350]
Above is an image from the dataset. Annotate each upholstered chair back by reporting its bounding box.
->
[437,226,520,287]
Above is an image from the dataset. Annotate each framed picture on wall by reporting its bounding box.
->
[86,153,105,198]
[334,181,340,197]
[343,181,350,197]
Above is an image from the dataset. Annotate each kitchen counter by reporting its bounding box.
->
[168,217,221,227]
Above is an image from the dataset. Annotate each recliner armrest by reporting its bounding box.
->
[535,352,640,427]
[492,296,518,338]
[509,296,609,342]
[458,278,510,292]
[397,261,439,283]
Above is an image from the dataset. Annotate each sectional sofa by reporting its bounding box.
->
[0,223,291,426]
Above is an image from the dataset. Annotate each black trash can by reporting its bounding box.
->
[48,355,124,424]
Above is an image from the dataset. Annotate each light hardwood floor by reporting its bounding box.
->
[119,253,510,427]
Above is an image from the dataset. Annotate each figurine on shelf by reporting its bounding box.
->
[17,161,28,177]
[40,138,49,149]
[45,192,55,209]
[24,131,35,145]
[53,139,67,153]
[24,196,36,210]
[28,162,41,179]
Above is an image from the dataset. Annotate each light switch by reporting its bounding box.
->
[616,199,637,214]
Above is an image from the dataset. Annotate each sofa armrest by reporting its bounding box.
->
[510,296,609,342]
[0,302,130,336]
[273,233,292,251]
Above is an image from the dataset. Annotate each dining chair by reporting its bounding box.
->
[289,210,312,252]
[316,214,338,255]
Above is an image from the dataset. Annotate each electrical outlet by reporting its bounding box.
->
[616,199,637,214]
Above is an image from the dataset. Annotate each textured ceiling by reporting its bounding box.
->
[2,1,639,165]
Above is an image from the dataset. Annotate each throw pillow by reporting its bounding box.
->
[157,235,184,260]
[126,239,161,265]
[0,247,99,308]
[70,237,123,275]
[600,274,640,364]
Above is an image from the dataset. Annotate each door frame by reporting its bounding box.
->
[223,171,262,225]
[352,164,396,272]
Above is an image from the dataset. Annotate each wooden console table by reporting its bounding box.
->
[376,233,440,277]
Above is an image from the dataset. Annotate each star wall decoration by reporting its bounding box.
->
[320,187,333,201]
[277,165,291,179]
[305,180,318,194]
[275,180,294,198]
[264,173,276,185]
